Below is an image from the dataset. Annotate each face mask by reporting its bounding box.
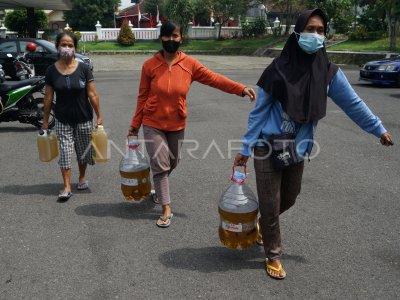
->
[162,40,181,53]
[296,32,325,54]
[58,46,75,58]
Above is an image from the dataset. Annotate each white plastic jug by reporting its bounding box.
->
[218,166,259,249]
[119,137,151,201]
[37,130,58,162]
[92,125,109,162]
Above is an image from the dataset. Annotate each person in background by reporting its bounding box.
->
[129,20,256,228]
[234,9,393,280]
[42,32,103,201]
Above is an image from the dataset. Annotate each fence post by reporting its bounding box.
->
[95,21,102,40]
[188,22,193,39]
[214,22,220,39]
[157,22,161,37]
[0,25,6,39]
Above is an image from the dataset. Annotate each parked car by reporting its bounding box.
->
[359,55,400,86]
[0,38,93,79]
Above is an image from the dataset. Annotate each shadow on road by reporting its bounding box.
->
[389,93,400,99]
[0,126,38,132]
[75,201,188,220]
[1,183,62,195]
[158,246,307,273]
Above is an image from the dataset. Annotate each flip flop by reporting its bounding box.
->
[58,191,73,201]
[156,213,173,228]
[77,180,89,190]
[265,259,286,280]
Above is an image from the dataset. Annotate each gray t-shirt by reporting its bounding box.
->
[45,62,94,124]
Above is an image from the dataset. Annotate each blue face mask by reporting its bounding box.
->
[296,32,325,54]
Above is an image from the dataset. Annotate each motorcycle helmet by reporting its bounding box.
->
[26,42,37,53]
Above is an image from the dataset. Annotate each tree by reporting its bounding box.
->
[64,0,120,31]
[117,20,135,45]
[191,0,213,26]
[213,0,251,39]
[143,0,167,20]
[164,0,193,32]
[378,0,400,50]
[305,0,353,33]
[4,9,48,36]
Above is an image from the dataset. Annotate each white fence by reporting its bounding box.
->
[75,19,295,42]
[188,23,242,39]
[78,21,161,42]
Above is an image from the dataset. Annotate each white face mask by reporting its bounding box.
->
[295,32,325,54]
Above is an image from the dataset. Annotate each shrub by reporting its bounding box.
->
[74,31,81,41]
[242,18,267,38]
[117,21,135,46]
[252,18,267,36]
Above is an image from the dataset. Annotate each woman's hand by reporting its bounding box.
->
[380,132,394,146]
[128,125,139,136]
[234,153,249,166]
[243,87,256,102]
[96,116,103,126]
[41,121,48,131]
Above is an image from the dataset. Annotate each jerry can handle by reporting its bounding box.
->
[231,165,246,184]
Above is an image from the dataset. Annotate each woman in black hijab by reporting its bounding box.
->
[235,9,393,279]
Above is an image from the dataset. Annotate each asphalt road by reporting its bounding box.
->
[0,56,399,299]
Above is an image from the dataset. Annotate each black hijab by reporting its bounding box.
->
[257,8,338,123]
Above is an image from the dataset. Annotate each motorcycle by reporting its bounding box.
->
[0,76,55,129]
[6,42,37,80]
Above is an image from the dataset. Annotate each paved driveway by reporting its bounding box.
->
[0,55,399,299]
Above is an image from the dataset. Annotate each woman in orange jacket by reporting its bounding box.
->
[128,20,256,228]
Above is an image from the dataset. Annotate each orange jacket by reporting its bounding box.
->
[131,52,246,131]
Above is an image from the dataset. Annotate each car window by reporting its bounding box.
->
[20,41,46,53]
[0,41,17,53]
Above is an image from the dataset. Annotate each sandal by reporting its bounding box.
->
[256,222,264,246]
[265,259,286,280]
[77,180,89,190]
[58,191,73,201]
[156,213,173,228]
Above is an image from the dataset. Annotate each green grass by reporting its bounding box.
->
[79,37,279,52]
[79,36,399,53]
[273,36,399,52]
[328,38,399,52]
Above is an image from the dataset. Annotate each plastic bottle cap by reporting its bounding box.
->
[233,171,245,180]
[39,129,47,136]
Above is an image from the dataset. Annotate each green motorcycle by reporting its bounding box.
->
[0,76,55,128]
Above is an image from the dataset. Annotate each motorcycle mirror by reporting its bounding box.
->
[6,53,13,58]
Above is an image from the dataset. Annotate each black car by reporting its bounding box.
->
[0,38,93,79]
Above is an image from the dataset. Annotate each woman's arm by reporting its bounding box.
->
[328,68,393,145]
[240,88,274,157]
[192,60,256,101]
[87,81,102,126]
[130,65,151,133]
[41,84,54,130]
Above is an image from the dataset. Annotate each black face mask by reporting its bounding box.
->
[162,40,181,53]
